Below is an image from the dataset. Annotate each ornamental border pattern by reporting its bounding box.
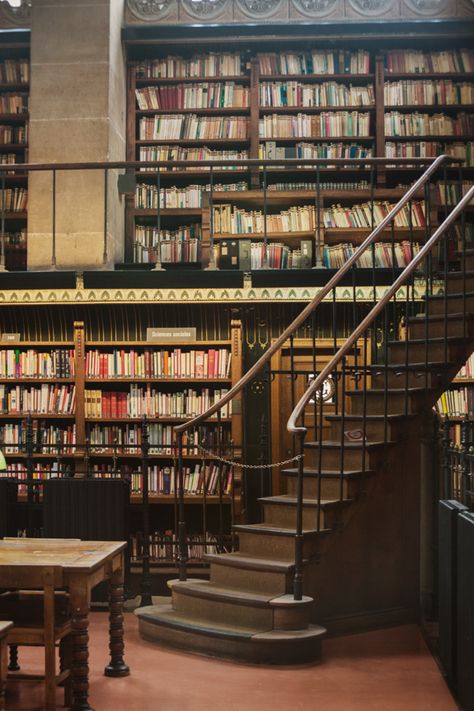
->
[0,283,442,306]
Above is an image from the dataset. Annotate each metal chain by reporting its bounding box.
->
[197,443,303,469]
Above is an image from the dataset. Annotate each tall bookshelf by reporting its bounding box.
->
[125,43,474,271]
[0,320,243,566]
[0,42,29,272]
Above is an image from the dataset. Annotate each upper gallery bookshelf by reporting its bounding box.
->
[0,43,28,271]
[126,45,474,269]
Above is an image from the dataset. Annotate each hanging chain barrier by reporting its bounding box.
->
[197,443,303,469]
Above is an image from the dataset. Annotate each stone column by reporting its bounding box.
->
[27,0,126,270]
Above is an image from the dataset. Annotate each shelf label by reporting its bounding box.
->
[1,333,20,342]
[146,327,197,343]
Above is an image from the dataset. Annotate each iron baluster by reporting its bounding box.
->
[293,429,306,601]
[441,417,452,499]
[177,429,188,582]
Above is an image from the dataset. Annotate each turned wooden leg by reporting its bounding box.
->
[60,635,73,708]
[8,644,19,672]
[71,611,94,711]
[104,566,129,677]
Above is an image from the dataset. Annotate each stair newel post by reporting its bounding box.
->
[423,180,431,391]
[383,307,389,445]
[403,263,410,419]
[177,429,188,582]
[441,417,452,499]
[140,416,152,607]
[369,165,376,320]
[293,428,307,602]
[217,409,224,553]
[361,331,369,476]
[460,415,470,506]
[339,357,346,503]
[442,165,449,365]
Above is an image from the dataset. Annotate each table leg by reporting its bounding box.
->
[71,608,94,711]
[104,565,130,677]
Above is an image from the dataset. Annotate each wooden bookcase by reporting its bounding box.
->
[0,41,29,271]
[125,44,474,270]
[0,319,243,566]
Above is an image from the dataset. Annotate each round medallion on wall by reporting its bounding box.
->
[126,0,173,20]
[348,0,395,15]
[181,0,230,19]
[403,0,447,14]
[291,0,339,17]
[236,0,284,18]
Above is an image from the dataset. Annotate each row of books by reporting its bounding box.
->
[384,49,474,75]
[130,463,232,496]
[0,125,27,145]
[455,354,474,379]
[258,50,370,77]
[0,188,27,212]
[435,386,474,417]
[322,240,421,269]
[0,384,76,415]
[138,145,249,168]
[0,59,29,84]
[259,81,375,108]
[0,349,75,379]
[134,181,248,209]
[259,112,371,138]
[384,141,467,159]
[138,115,249,141]
[383,80,474,106]
[213,203,318,234]
[266,180,370,191]
[1,423,76,453]
[130,530,227,562]
[136,54,244,80]
[0,93,28,114]
[384,111,474,137]
[260,141,373,160]
[135,223,202,243]
[322,200,425,229]
[215,238,312,270]
[85,347,232,380]
[0,465,65,494]
[134,240,201,265]
[0,154,17,166]
[87,423,230,456]
[135,83,250,111]
[85,386,230,420]
[444,142,474,166]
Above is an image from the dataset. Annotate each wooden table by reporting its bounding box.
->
[0,538,129,711]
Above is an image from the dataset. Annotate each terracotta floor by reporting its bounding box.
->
[6,614,458,711]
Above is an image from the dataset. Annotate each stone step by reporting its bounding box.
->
[282,468,375,499]
[136,603,326,664]
[204,552,295,595]
[303,439,390,469]
[234,523,327,560]
[388,336,468,364]
[369,362,452,389]
[258,494,351,530]
[169,579,314,631]
[346,386,431,415]
[425,291,474,316]
[407,311,474,339]
[445,271,474,294]
[325,412,416,441]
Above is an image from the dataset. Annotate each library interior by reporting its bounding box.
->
[0,0,472,709]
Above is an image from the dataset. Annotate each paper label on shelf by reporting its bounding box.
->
[146,327,197,343]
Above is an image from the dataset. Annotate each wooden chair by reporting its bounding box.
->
[0,566,72,711]
[0,621,12,711]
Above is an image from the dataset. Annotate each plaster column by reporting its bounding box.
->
[27,0,126,270]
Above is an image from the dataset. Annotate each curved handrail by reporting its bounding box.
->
[287,182,474,435]
[174,153,457,435]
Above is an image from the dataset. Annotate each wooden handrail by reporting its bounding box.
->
[287,182,474,435]
[174,153,457,435]
[0,156,462,172]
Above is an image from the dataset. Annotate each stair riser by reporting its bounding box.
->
[305,446,381,470]
[238,531,317,561]
[172,588,274,629]
[408,318,473,340]
[446,276,474,295]
[285,475,356,500]
[371,370,442,389]
[329,418,400,441]
[460,255,474,270]
[388,341,465,364]
[427,295,474,315]
[210,564,289,596]
[262,503,336,531]
[349,391,422,415]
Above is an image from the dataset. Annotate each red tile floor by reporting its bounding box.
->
[6,613,458,711]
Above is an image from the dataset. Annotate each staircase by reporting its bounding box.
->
[136,161,474,664]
